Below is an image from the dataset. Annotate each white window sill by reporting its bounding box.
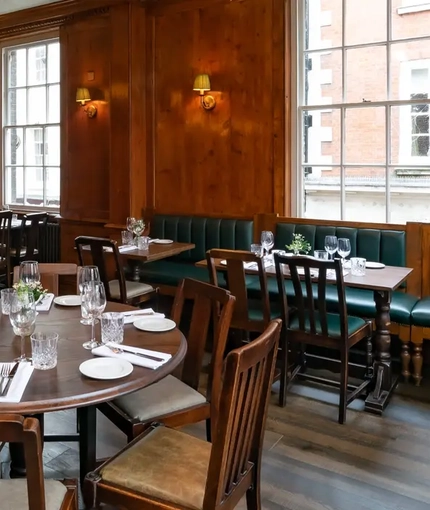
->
[397,3,430,15]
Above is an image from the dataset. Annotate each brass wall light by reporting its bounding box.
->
[76,87,97,118]
[193,74,216,110]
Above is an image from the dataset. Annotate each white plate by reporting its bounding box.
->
[79,358,133,380]
[54,295,81,307]
[366,261,385,269]
[134,317,176,332]
[152,239,174,244]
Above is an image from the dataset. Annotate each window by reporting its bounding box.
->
[295,0,430,223]
[3,37,60,209]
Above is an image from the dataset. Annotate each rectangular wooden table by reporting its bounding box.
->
[121,241,195,263]
[197,257,413,414]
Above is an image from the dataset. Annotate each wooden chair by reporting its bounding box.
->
[97,277,236,442]
[0,210,13,287]
[11,212,48,267]
[0,415,77,510]
[83,319,281,510]
[13,263,79,295]
[206,248,288,407]
[74,236,154,305]
[273,253,373,424]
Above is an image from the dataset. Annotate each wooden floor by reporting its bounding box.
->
[2,379,430,510]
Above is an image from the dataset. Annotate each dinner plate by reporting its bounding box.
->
[133,317,176,332]
[366,261,385,269]
[79,358,133,380]
[152,239,174,244]
[53,295,81,307]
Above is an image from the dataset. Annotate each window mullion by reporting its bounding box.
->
[340,0,346,220]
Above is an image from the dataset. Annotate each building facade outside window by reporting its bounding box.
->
[294,0,430,223]
[2,36,60,209]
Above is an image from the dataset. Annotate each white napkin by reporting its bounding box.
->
[91,344,172,370]
[0,362,34,402]
[118,245,136,253]
[122,308,165,324]
[36,293,54,312]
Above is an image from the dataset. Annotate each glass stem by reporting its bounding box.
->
[91,316,95,344]
[20,335,25,360]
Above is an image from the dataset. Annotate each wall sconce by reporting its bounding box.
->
[76,87,97,118]
[193,74,216,111]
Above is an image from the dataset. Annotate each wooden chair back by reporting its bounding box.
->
[273,253,348,345]
[75,236,124,302]
[206,249,271,332]
[16,212,48,261]
[204,319,281,509]
[171,278,235,414]
[13,263,79,295]
[0,210,12,286]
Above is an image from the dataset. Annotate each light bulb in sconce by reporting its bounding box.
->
[76,87,97,118]
[193,74,216,110]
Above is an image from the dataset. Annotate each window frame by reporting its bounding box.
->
[0,29,60,213]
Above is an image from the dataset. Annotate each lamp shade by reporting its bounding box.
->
[76,87,91,104]
[193,74,211,92]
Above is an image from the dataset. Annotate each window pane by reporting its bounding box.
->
[391,105,430,164]
[392,0,430,40]
[304,49,342,105]
[305,0,342,51]
[303,109,340,164]
[25,167,44,206]
[303,166,341,219]
[5,128,23,166]
[346,46,387,102]
[7,48,26,87]
[28,45,46,86]
[48,84,60,123]
[45,126,60,166]
[389,167,430,223]
[47,42,60,83]
[345,167,386,223]
[391,40,430,100]
[7,89,26,125]
[5,167,24,205]
[24,127,44,166]
[46,167,60,207]
[345,0,387,46]
[345,108,386,164]
[27,87,46,124]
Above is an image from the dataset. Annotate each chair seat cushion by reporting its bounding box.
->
[289,312,367,338]
[114,374,207,421]
[101,426,210,510]
[109,280,154,300]
[0,479,68,510]
[411,297,430,327]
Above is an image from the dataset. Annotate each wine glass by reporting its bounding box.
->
[81,281,106,350]
[19,261,40,285]
[132,219,145,237]
[9,290,36,362]
[337,238,351,266]
[126,217,136,233]
[261,231,275,256]
[324,236,338,260]
[78,266,101,325]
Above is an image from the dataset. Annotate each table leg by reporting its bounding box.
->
[9,413,44,478]
[365,290,398,414]
[77,406,97,484]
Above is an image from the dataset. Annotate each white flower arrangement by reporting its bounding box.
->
[13,280,47,302]
[286,234,311,255]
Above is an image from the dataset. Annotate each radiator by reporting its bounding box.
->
[39,222,61,263]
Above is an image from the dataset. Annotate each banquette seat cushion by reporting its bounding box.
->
[411,297,430,327]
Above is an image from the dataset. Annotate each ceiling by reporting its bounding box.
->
[0,0,61,15]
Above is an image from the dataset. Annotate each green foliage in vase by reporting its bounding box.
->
[13,280,47,302]
[286,233,311,255]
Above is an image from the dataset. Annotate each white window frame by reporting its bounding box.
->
[292,0,430,222]
[1,30,60,212]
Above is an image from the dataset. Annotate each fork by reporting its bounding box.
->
[106,345,164,363]
[0,364,12,392]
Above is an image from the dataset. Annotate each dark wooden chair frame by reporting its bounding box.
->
[0,210,13,287]
[13,212,49,267]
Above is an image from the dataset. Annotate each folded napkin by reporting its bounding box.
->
[92,344,172,370]
[122,308,165,325]
[118,245,137,253]
[0,362,34,403]
[36,293,54,312]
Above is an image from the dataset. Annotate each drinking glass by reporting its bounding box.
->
[261,231,275,255]
[81,281,107,350]
[78,266,101,325]
[137,236,149,251]
[1,288,14,315]
[19,261,40,285]
[314,250,329,260]
[121,230,133,245]
[31,332,59,370]
[337,238,351,266]
[126,217,136,233]
[250,243,263,258]
[324,236,338,259]
[9,291,36,362]
[101,312,124,345]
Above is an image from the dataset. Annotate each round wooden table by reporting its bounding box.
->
[0,300,187,480]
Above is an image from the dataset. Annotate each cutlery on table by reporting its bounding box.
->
[106,345,165,363]
[1,362,19,397]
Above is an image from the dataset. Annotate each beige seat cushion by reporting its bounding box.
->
[109,280,154,300]
[0,479,68,510]
[114,374,207,421]
[101,426,210,510]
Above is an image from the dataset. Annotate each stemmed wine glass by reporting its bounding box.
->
[9,290,36,362]
[324,236,338,260]
[126,217,136,234]
[19,261,40,285]
[261,231,275,256]
[337,238,351,266]
[78,266,101,325]
[81,281,106,350]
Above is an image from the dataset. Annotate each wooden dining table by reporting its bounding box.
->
[197,257,413,414]
[0,300,187,481]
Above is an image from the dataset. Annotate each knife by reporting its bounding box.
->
[1,362,19,397]
[112,346,165,362]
